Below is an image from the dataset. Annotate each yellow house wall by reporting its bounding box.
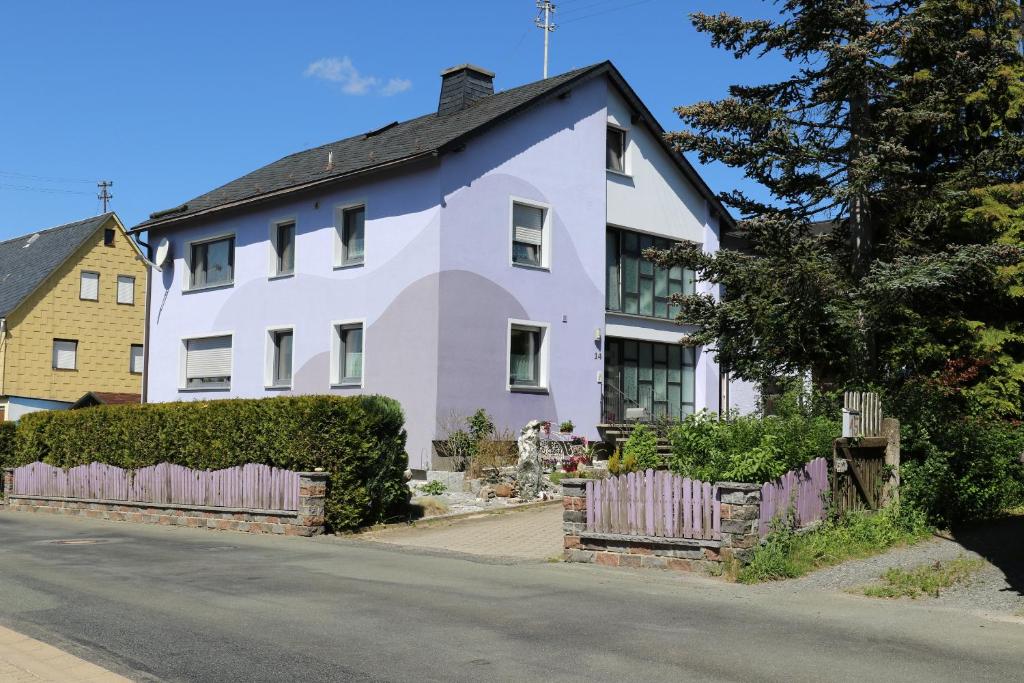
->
[1,218,147,403]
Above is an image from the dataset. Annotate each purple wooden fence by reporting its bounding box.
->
[585,469,720,540]
[11,462,300,512]
[758,457,829,537]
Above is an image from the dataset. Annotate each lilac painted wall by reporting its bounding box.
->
[146,161,445,467]
[436,77,608,442]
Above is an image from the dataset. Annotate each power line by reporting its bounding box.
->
[0,170,93,185]
[557,0,624,18]
[559,0,656,25]
[0,183,93,196]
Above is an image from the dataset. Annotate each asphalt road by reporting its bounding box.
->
[0,512,1021,682]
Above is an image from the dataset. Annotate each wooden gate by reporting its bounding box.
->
[832,437,886,513]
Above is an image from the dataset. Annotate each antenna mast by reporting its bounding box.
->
[97,180,113,212]
[535,1,556,78]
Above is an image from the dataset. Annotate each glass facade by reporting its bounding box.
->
[606,228,695,320]
[603,339,696,422]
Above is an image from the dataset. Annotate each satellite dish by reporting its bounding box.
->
[154,238,171,268]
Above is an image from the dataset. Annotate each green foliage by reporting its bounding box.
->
[607,446,638,476]
[657,1,1024,393]
[860,556,984,599]
[622,424,661,471]
[467,409,495,441]
[558,420,574,433]
[418,480,447,496]
[13,395,410,532]
[739,506,932,583]
[0,421,16,476]
[667,398,838,484]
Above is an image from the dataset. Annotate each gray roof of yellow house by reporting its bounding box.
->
[0,213,114,317]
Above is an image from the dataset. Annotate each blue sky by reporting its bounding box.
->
[0,1,782,239]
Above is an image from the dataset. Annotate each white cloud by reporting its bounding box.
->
[304,57,411,97]
[380,78,412,96]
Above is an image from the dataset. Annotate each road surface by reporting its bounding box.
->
[0,512,1020,682]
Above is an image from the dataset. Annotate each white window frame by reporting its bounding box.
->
[333,202,367,269]
[506,318,550,393]
[606,123,629,176]
[178,331,233,391]
[330,319,366,388]
[268,217,297,279]
[264,325,295,389]
[129,344,144,374]
[116,275,136,305]
[184,232,236,292]
[508,197,552,271]
[79,271,99,301]
[52,339,78,371]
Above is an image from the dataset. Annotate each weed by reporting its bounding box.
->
[860,556,984,598]
[418,480,448,496]
[739,506,932,583]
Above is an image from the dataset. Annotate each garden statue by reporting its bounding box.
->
[517,419,543,500]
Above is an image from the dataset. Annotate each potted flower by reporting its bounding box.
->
[558,420,574,434]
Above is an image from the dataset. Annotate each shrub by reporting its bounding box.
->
[13,395,410,532]
[468,409,495,441]
[558,420,574,433]
[418,480,447,496]
[667,408,838,484]
[622,424,661,471]
[0,421,15,490]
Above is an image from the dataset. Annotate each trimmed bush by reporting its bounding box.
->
[13,395,409,531]
[0,421,16,489]
[622,424,661,471]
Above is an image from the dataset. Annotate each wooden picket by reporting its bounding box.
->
[585,469,720,540]
[758,457,829,537]
[11,462,300,511]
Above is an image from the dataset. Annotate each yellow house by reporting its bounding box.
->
[0,213,147,420]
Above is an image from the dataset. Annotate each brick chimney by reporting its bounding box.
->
[437,64,495,115]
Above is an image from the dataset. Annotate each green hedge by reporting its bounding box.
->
[0,421,16,488]
[13,395,410,531]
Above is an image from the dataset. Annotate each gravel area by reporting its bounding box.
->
[763,516,1024,618]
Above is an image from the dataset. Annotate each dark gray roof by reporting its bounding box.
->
[136,61,734,232]
[0,214,112,317]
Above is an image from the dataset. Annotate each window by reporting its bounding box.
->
[336,206,365,267]
[508,321,548,391]
[189,236,234,289]
[183,335,232,389]
[130,344,144,374]
[80,271,99,300]
[511,200,549,269]
[53,339,78,370]
[271,220,295,277]
[606,228,696,320]
[267,329,294,388]
[104,228,116,246]
[332,323,364,386]
[607,126,626,173]
[116,275,135,305]
[603,339,696,422]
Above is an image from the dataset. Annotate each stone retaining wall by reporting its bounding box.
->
[2,468,328,536]
[561,478,762,573]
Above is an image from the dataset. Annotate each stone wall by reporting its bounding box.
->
[2,468,328,536]
[561,478,762,573]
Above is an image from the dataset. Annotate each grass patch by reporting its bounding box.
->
[738,506,932,583]
[860,556,984,598]
[410,497,449,518]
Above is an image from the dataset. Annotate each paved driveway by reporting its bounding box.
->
[358,502,564,561]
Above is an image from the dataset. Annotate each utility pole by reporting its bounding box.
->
[97,180,113,212]
[535,1,556,78]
